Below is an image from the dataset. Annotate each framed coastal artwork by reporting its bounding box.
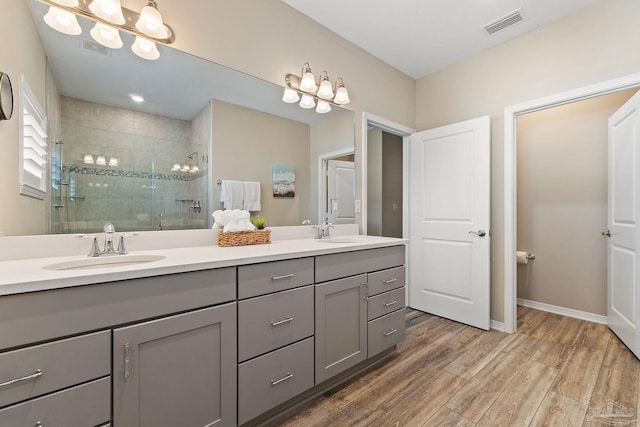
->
[272,164,295,198]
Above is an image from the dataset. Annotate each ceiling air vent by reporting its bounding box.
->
[484,9,524,35]
[82,39,111,56]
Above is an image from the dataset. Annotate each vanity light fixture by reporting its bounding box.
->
[108,157,119,167]
[130,94,144,103]
[83,153,94,164]
[40,0,175,61]
[283,63,350,113]
[95,155,107,166]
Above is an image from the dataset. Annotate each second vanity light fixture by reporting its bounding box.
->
[41,0,175,61]
[283,63,351,114]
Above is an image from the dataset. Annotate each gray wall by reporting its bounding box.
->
[367,129,382,235]
[516,89,636,316]
[381,132,403,238]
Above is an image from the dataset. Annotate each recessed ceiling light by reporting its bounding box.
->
[130,94,144,103]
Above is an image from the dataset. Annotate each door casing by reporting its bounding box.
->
[503,72,640,333]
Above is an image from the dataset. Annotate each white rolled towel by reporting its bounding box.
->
[220,209,256,232]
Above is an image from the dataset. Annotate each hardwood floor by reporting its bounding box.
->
[269,307,640,426]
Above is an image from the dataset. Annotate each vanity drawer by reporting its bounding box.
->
[238,285,314,362]
[368,309,406,358]
[0,377,110,426]
[368,266,405,297]
[315,245,405,283]
[368,287,406,321]
[238,257,314,299]
[238,337,314,425]
[0,330,110,408]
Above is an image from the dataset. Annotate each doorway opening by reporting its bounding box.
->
[515,90,636,328]
[503,73,640,333]
[361,113,413,238]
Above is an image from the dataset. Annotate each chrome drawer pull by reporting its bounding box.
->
[270,372,294,386]
[271,273,294,281]
[0,369,43,388]
[383,300,398,307]
[383,329,398,337]
[383,278,397,284]
[271,316,294,326]
[36,422,43,427]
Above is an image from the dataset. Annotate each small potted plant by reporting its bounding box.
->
[250,217,266,230]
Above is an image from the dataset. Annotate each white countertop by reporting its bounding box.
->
[0,235,407,296]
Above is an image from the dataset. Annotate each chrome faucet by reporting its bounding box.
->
[313,219,333,239]
[103,221,116,255]
[80,221,137,257]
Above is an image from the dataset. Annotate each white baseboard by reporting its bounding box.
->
[517,298,607,325]
[490,319,505,332]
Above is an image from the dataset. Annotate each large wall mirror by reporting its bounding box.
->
[23,0,355,235]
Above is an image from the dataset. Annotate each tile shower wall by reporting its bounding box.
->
[53,97,209,233]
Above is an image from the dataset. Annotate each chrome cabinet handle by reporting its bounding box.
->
[383,329,398,337]
[383,300,398,308]
[469,230,487,237]
[35,422,43,427]
[124,343,130,380]
[270,316,294,326]
[0,369,43,388]
[602,230,611,237]
[271,273,294,281]
[383,278,397,284]
[270,372,294,386]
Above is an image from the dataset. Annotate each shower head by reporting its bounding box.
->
[186,151,198,160]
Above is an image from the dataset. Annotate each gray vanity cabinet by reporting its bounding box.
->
[314,274,368,384]
[315,245,406,384]
[112,303,237,427]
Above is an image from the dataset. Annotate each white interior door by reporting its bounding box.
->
[607,90,640,357]
[327,160,355,224]
[409,116,491,330]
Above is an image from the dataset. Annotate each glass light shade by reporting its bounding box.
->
[51,0,79,6]
[131,37,160,60]
[44,6,82,35]
[83,154,94,164]
[299,71,317,93]
[90,22,123,49]
[135,5,169,38]
[316,100,332,114]
[96,155,107,166]
[108,157,119,167]
[88,0,125,25]
[189,165,199,173]
[334,86,350,105]
[180,164,190,172]
[299,94,316,109]
[317,79,334,100]
[171,163,181,171]
[282,88,300,104]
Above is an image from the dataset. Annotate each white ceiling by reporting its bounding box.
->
[282,0,599,79]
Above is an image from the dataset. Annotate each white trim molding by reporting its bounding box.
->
[518,299,607,325]
[503,72,640,333]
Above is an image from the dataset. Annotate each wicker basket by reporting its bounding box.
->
[217,229,271,247]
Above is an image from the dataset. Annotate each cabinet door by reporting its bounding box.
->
[113,303,237,427]
[315,274,367,384]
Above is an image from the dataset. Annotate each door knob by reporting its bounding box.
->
[602,230,611,237]
[469,230,486,237]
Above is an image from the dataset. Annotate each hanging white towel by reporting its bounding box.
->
[243,181,261,211]
[220,180,243,210]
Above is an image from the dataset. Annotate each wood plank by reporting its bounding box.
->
[529,391,587,426]
[602,333,638,368]
[585,351,639,426]
[552,323,610,402]
[445,329,515,379]
[275,397,354,427]
[518,308,563,339]
[476,361,557,427]
[502,333,543,356]
[422,406,474,427]
[444,349,530,422]
[545,316,586,348]
[530,339,570,369]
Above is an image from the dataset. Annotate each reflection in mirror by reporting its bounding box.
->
[25,0,355,235]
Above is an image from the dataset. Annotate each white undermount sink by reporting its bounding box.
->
[43,254,166,271]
